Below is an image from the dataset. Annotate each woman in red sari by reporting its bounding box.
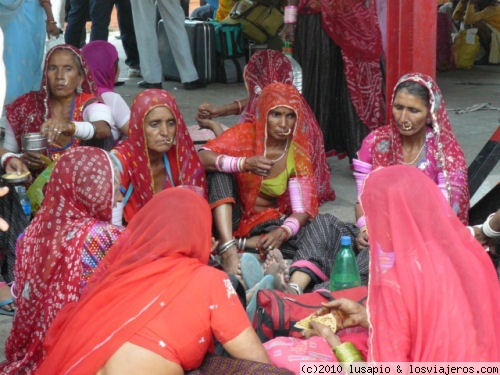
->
[36,188,292,374]
[305,165,500,362]
[2,44,112,174]
[111,89,206,225]
[0,147,124,374]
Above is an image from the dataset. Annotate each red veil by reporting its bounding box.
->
[361,165,500,361]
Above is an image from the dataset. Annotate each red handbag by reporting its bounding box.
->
[253,286,368,342]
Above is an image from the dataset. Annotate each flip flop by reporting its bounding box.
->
[240,253,264,290]
[246,274,274,322]
[0,298,15,317]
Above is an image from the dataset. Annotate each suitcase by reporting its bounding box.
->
[158,18,217,83]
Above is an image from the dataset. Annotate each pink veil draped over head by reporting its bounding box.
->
[361,165,500,361]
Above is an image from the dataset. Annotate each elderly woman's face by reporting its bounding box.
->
[46,50,83,99]
[392,88,430,136]
[144,106,177,154]
[266,106,296,141]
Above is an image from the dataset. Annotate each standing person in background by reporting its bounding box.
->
[130,0,206,90]
[280,0,385,160]
[453,0,500,64]
[0,0,60,129]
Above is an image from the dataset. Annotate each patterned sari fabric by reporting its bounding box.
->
[204,82,319,237]
[361,165,500,361]
[37,189,251,373]
[357,73,469,224]
[0,147,118,374]
[243,50,335,204]
[112,89,207,222]
[5,44,100,154]
[298,0,384,131]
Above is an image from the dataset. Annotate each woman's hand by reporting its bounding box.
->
[46,22,61,38]
[355,227,369,250]
[302,321,342,349]
[198,103,220,119]
[20,152,48,171]
[0,186,9,231]
[316,298,369,329]
[244,156,274,176]
[41,118,72,145]
[255,228,287,256]
[279,24,296,44]
[5,156,29,174]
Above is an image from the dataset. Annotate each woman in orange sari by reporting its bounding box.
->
[200,83,356,295]
[36,188,292,374]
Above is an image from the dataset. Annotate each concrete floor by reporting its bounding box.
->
[0,31,498,362]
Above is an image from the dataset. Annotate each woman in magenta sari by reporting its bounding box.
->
[305,165,499,362]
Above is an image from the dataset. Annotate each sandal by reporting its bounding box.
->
[0,298,15,317]
[240,253,264,290]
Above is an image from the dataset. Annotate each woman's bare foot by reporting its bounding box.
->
[263,249,298,294]
[0,283,15,314]
[221,248,242,279]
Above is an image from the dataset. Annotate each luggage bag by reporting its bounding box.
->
[158,19,217,83]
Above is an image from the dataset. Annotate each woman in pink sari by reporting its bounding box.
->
[353,73,469,269]
[306,165,500,361]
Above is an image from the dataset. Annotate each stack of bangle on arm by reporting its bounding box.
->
[482,213,500,238]
[280,216,300,240]
[1,152,22,169]
[215,155,246,173]
[333,342,364,364]
[218,239,237,256]
[284,5,298,24]
[69,121,96,140]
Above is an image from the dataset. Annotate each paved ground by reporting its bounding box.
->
[0,30,498,361]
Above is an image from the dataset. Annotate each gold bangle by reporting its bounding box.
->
[333,342,364,363]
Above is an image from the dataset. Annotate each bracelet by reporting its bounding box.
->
[237,237,247,250]
[278,226,291,241]
[333,342,364,363]
[356,215,366,229]
[218,239,237,256]
[73,121,96,140]
[482,213,500,238]
[1,152,22,169]
[216,155,246,173]
[284,5,298,24]
[288,178,306,213]
[283,216,300,237]
[233,100,242,114]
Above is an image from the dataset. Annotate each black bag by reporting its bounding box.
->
[210,21,247,83]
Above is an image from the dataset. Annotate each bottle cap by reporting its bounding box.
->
[340,236,351,246]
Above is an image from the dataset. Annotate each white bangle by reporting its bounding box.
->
[1,152,22,169]
[482,213,500,238]
[73,121,96,140]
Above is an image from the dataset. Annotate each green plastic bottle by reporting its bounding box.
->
[329,236,361,291]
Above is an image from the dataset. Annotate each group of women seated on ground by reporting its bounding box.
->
[0,40,498,372]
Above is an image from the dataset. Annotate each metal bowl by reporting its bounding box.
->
[21,133,48,152]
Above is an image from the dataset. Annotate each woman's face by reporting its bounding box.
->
[266,106,296,141]
[46,50,83,99]
[392,88,431,136]
[144,106,177,154]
